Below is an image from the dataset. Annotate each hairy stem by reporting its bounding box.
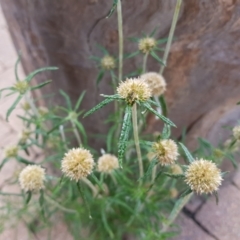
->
[45,194,77,214]
[59,125,68,151]
[132,103,143,179]
[25,92,39,117]
[159,0,182,75]
[82,178,98,197]
[142,53,149,73]
[117,0,123,82]
[70,120,82,147]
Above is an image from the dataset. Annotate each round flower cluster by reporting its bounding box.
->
[138,37,157,54]
[19,165,45,192]
[19,130,31,144]
[38,106,49,116]
[233,125,240,140]
[61,148,95,181]
[185,159,222,194]
[5,146,18,158]
[117,78,151,105]
[101,55,116,70]
[141,72,166,96]
[14,80,29,94]
[97,154,119,173]
[152,139,179,165]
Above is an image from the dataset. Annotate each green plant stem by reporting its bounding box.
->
[45,194,77,214]
[25,92,39,117]
[132,103,143,179]
[117,0,123,82]
[159,0,182,75]
[151,165,157,184]
[70,120,82,147]
[142,53,149,73]
[59,125,68,151]
[82,178,98,197]
[110,71,118,112]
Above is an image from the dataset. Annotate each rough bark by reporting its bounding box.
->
[1,0,240,148]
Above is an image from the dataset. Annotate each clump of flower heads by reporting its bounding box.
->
[101,55,116,70]
[185,159,222,194]
[233,125,240,140]
[5,146,18,158]
[61,148,95,181]
[152,139,179,165]
[19,165,45,192]
[141,72,166,96]
[13,80,29,94]
[117,77,151,105]
[97,154,119,173]
[138,37,157,54]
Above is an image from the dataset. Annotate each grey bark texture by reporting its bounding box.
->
[1,0,240,148]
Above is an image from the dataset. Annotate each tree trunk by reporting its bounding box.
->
[1,0,240,148]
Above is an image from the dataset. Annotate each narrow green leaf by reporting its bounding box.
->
[157,38,169,44]
[179,143,195,163]
[150,27,157,37]
[31,80,52,91]
[180,188,193,198]
[83,98,115,118]
[6,95,22,121]
[0,158,8,170]
[214,192,219,205]
[110,199,134,214]
[101,208,114,239]
[89,56,101,62]
[0,87,13,98]
[107,125,117,152]
[96,70,105,85]
[127,37,139,43]
[150,51,165,66]
[47,119,67,135]
[140,158,158,182]
[74,120,87,143]
[124,51,140,59]
[77,181,91,218]
[60,89,72,110]
[39,190,44,207]
[74,91,86,111]
[163,172,185,179]
[26,67,58,82]
[100,94,122,100]
[25,191,32,205]
[15,52,21,81]
[96,44,109,54]
[162,191,193,232]
[147,99,160,107]
[159,95,168,116]
[225,153,238,169]
[143,102,176,127]
[106,0,118,18]
[91,174,104,192]
[162,124,171,139]
[17,157,35,165]
[118,105,132,167]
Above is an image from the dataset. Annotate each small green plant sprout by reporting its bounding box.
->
[84,77,176,170]
[0,55,58,120]
[90,45,117,85]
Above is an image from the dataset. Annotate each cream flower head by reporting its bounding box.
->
[14,80,29,94]
[170,164,183,175]
[233,125,240,140]
[19,165,45,192]
[5,146,18,158]
[152,139,179,165]
[117,77,151,105]
[21,102,31,111]
[101,55,116,70]
[61,148,95,181]
[19,130,31,144]
[185,159,222,194]
[38,106,49,116]
[97,154,119,173]
[141,72,166,96]
[138,37,157,54]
